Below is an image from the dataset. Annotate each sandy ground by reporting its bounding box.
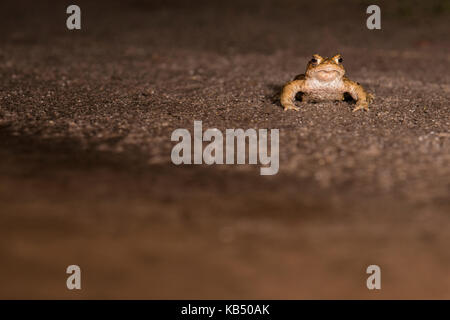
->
[0,0,449,299]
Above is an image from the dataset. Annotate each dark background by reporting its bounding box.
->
[0,0,449,298]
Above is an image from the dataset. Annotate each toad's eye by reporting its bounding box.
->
[338,57,343,63]
[311,58,318,63]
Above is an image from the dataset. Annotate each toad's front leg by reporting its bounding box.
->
[280,79,306,111]
[344,79,374,112]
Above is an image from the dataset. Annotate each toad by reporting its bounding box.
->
[280,54,374,112]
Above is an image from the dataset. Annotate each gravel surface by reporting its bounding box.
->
[0,0,449,298]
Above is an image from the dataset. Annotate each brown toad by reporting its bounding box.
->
[280,54,374,112]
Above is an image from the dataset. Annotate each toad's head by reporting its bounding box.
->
[305,54,346,82]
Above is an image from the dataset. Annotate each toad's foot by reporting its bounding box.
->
[353,101,369,112]
[280,79,305,112]
[283,103,300,111]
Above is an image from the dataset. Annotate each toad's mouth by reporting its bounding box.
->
[314,69,343,81]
